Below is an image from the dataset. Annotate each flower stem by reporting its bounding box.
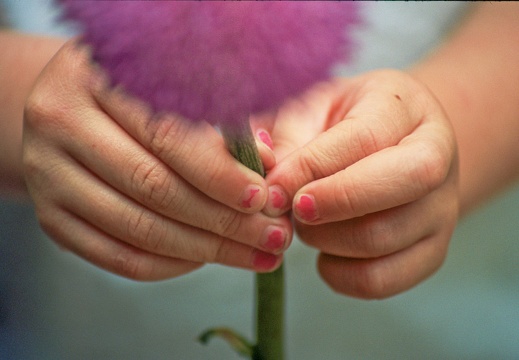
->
[253,266,284,360]
[220,119,265,177]
[219,119,285,360]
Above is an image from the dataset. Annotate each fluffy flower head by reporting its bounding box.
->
[60,1,359,125]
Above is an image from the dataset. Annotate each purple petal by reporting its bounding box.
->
[59,1,360,125]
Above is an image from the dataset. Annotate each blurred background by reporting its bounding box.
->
[1,1,518,359]
[3,185,519,360]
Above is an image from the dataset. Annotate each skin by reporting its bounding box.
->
[1,3,518,296]
[260,71,459,299]
[21,41,290,279]
[262,2,519,298]
[0,31,65,198]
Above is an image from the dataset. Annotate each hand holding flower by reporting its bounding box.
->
[263,70,460,298]
[44,2,360,358]
[23,41,291,280]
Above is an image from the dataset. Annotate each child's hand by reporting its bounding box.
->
[263,70,459,298]
[23,41,291,280]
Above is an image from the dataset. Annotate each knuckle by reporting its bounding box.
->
[24,71,80,133]
[414,141,450,195]
[147,117,190,161]
[26,153,68,189]
[130,159,179,212]
[35,206,63,242]
[197,151,228,191]
[319,255,393,299]
[351,216,392,258]
[112,248,154,280]
[145,119,226,195]
[22,147,44,181]
[175,233,225,265]
[24,93,43,123]
[333,179,365,217]
[353,124,383,159]
[23,92,79,148]
[209,237,232,264]
[125,206,168,252]
[348,263,391,299]
[34,206,78,253]
[295,224,317,247]
[24,90,55,130]
[297,147,327,181]
[186,144,228,194]
[211,210,243,239]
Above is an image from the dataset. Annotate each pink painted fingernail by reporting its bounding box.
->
[264,185,288,216]
[262,226,287,253]
[294,194,318,222]
[270,187,286,209]
[257,129,273,150]
[240,185,263,210]
[252,250,280,272]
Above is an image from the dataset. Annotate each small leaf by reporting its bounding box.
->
[198,327,254,358]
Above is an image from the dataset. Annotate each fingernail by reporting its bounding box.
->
[251,250,280,272]
[239,185,263,210]
[294,194,319,222]
[261,226,287,254]
[264,185,288,216]
[257,129,273,150]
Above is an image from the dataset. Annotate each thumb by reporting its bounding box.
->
[262,72,429,218]
[252,81,342,163]
[260,80,353,215]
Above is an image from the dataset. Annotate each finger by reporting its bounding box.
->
[295,181,458,258]
[46,96,292,254]
[24,142,202,280]
[24,39,292,255]
[256,81,345,168]
[37,205,203,281]
[255,81,350,215]
[254,127,276,171]
[30,147,283,273]
[264,72,438,217]
[292,119,455,224]
[264,86,417,216]
[317,227,452,299]
[92,81,269,213]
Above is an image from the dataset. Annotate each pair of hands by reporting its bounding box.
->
[23,41,459,299]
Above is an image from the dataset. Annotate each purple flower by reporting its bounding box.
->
[60,1,360,125]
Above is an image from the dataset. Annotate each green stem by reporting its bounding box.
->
[219,119,285,360]
[220,119,265,177]
[253,266,284,360]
